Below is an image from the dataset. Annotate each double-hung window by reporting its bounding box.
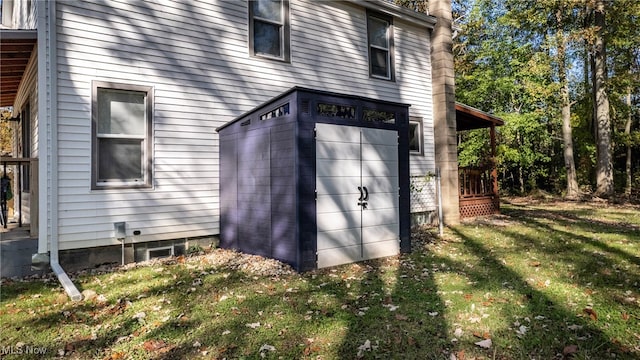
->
[92,81,153,189]
[249,0,290,61]
[367,11,394,80]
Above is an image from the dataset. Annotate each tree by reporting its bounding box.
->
[592,0,614,197]
[606,0,640,196]
[500,0,585,198]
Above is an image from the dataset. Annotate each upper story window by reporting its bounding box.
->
[249,0,290,62]
[367,11,394,81]
[92,81,153,190]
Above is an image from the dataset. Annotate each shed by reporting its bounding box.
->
[216,87,411,271]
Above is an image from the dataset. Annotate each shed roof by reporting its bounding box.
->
[456,102,504,131]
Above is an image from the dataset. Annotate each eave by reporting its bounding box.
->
[0,30,37,107]
[351,0,437,29]
[456,102,505,131]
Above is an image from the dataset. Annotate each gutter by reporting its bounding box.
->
[33,0,82,301]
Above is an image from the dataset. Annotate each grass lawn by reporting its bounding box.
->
[1,199,639,359]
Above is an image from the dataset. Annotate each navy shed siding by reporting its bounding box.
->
[217,87,411,271]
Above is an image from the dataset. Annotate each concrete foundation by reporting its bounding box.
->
[1,238,47,278]
[0,235,219,278]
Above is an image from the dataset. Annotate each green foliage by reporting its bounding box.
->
[457,129,490,167]
[454,0,640,196]
[1,108,13,156]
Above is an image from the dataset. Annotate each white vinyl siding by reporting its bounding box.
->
[54,0,434,250]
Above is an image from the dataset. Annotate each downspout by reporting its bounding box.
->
[41,0,82,301]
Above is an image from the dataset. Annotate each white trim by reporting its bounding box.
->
[409,118,423,155]
[37,0,82,301]
[146,245,174,260]
[50,0,59,258]
[352,0,436,29]
[36,0,47,254]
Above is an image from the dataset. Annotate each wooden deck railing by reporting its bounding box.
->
[459,166,500,218]
[459,166,496,198]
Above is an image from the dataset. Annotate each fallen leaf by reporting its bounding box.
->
[529,261,541,267]
[567,324,583,331]
[259,344,276,352]
[395,314,408,321]
[246,322,261,329]
[382,304,399,311]
[357,339,372,358]
[303,344,320,356]
[143,339,167,352]
[472,331,491,340]
[515,325,528,336]
[563,344,578,356]
[106,351,126,360]
[474,338,492,349]
[133,312,146,320]
[621,312,630,321]
[583,308,598,321]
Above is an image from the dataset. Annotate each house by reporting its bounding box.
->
[1,0,482,298]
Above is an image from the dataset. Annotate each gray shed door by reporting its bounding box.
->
[316,123,399,268]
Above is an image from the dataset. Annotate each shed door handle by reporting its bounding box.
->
[358,186,363,201]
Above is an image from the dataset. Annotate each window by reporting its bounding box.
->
[92,82,153,189]
[367,11,394,80]
[260,102,290,120]
[317,103,356,119]
[409,117,423,155]
[249,0,290,61]
[363,108,395,124]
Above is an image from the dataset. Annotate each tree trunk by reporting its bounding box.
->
[625,90,632,196]
[593,0,614,197]
[518,165,524,194]
[556,15,580,199]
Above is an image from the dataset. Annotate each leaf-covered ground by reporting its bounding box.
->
[1,200,639,359]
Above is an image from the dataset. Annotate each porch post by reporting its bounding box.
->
[490,124,499,200]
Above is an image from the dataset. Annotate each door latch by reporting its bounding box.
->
[357,186,369,209]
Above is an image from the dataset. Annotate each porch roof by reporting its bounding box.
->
[0,30,37,107]
[456,102,504,131]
